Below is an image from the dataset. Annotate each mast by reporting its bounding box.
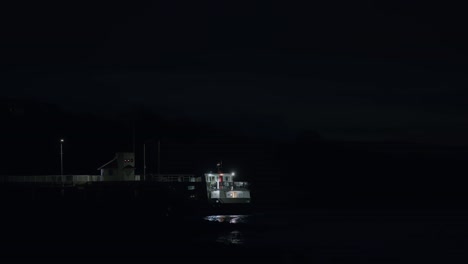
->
[217,161,223,189]
[157,140,161,176]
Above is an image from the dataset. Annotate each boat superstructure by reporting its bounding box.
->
[204,162,251,204]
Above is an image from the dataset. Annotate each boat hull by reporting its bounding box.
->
[204,202,253,216]
[210,198,251,204]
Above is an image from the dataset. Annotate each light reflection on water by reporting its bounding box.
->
[203,214,250,224]
[216,230,245,245]
[203,215,251,245]
[202,212,320,247]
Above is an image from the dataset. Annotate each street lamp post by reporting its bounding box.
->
[142,138,160,181]
[60,139,64,184]
[157,139,160,176]
[143,143,146,181]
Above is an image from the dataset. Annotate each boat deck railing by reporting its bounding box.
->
[0,174,202,184]
[0,175,103,184]
[207,181,250,190]
[147,174,201,182]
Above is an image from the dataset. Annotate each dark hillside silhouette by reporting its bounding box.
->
[2,97,468,209]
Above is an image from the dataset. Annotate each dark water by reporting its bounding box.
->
[2,204,468,263]
[200,210,468,263]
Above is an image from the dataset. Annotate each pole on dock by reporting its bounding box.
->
[60,139,64,184]
[143,143,146,181]
[157,139,161,176]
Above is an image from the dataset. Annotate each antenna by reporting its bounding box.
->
[157,139,161,176]
[132,121,136,155]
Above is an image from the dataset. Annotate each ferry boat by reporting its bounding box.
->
[204,162,251,204]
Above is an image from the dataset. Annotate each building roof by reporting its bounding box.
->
[97,157,117,170]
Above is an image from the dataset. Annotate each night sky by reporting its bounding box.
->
[2,1,467,145]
